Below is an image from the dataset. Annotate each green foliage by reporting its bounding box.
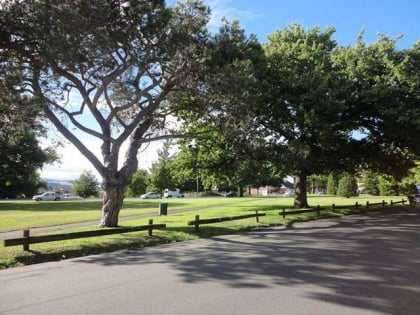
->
[377,176,399,196]
[0,74,57,198]
[362,171,380,195]
[125,169,148,197]
[167,144,203,192]
[259,25,420,206]
[399,163,420,195]
[148,141,176,193]
[261,25,355,207]
[337,173,358,198]
[307,175,328,194]
[72,171,99,198]
[173,19,274,195]
[333,35,420,179]
[327,173,339,195]
[399,182,417,196]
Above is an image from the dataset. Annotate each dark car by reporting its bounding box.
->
[224,191,237,197]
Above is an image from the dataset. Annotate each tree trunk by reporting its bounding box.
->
[294,171,309,208]
[239,185,244,197]
[97,120,152,227]
[99,184,125,227]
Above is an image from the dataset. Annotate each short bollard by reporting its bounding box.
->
[148,219,153,236]
[159,203,168,215]
[23,229,30,251]
[194,215,200,232]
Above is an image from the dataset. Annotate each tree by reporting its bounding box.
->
[259,25,420,208]
[1,0,215,226]
[307,175,328,194]
[377,175,399,196]
[333,35,420,179]
[0,71,57,198]
[125,169,148,197]
[167,144,202,193]
[327,173,338,195]
[72,171,99,198]
[337,173,358,198]
[148,140,176,194]
[362,171,380,195]
[177,19,274,196]
[260,25,359,208]
[399,163,420,195]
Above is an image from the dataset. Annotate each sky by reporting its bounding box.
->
[40,0,420,180]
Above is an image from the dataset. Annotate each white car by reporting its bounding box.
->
[140,192,161,199]
[164,188,184,198]
[282,191,294,197]
[32,191,61,201]
[62,193,83,200]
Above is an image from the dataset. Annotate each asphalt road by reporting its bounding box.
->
[1,209,419,315]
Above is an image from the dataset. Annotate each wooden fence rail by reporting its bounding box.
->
[3,219,166,251]
[390,199,406,205]
[280,199,407,218]
[188,211,265,232]
[280,206,322,218]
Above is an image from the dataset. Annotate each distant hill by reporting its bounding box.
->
[42,178,74,191]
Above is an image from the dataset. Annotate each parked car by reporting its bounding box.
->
[224,191,237,197]
[140,192,161,199]
[32,191,61,201]
[282,191,294,197]
[62,193,83,200]
[164,188,184,198]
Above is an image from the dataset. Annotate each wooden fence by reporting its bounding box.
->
[188,211,265,232]
[280,198,407,218]
[3,198,410,251]
[3,219,166,251]
[280,206,322,218]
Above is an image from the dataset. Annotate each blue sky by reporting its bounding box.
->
[41,0,419,180]
[202,0,419,48]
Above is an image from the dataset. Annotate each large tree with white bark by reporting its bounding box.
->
[0,0,219,226]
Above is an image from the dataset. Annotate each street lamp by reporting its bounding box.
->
[188,143,200,196]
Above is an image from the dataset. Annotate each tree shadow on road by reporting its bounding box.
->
[77,208,420,314]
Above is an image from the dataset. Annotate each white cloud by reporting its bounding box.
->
[40,137,101,180]
[40,137,161,180]
[206,0,260,32]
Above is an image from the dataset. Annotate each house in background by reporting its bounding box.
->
[250,177,294,196]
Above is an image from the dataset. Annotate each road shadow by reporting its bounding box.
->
[76,208,420,314]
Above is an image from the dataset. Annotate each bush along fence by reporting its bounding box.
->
[3,219,166,252]
[280,198,407,219]
[188,210,265,232]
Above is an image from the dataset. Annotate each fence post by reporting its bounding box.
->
[366,201,370,210]
[390,200,393,205]
[148,219,153,236]
[402,198,406,206]
[355,201,359,210]
[194,215,200,232]
[331,203,335,212]
[316,205,320,216]
[382,200,386,207]
[255,210,259,223]
[23,229,30,251]
[282,208,286,219]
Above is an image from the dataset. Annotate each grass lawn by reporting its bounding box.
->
[0,195,407,268]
